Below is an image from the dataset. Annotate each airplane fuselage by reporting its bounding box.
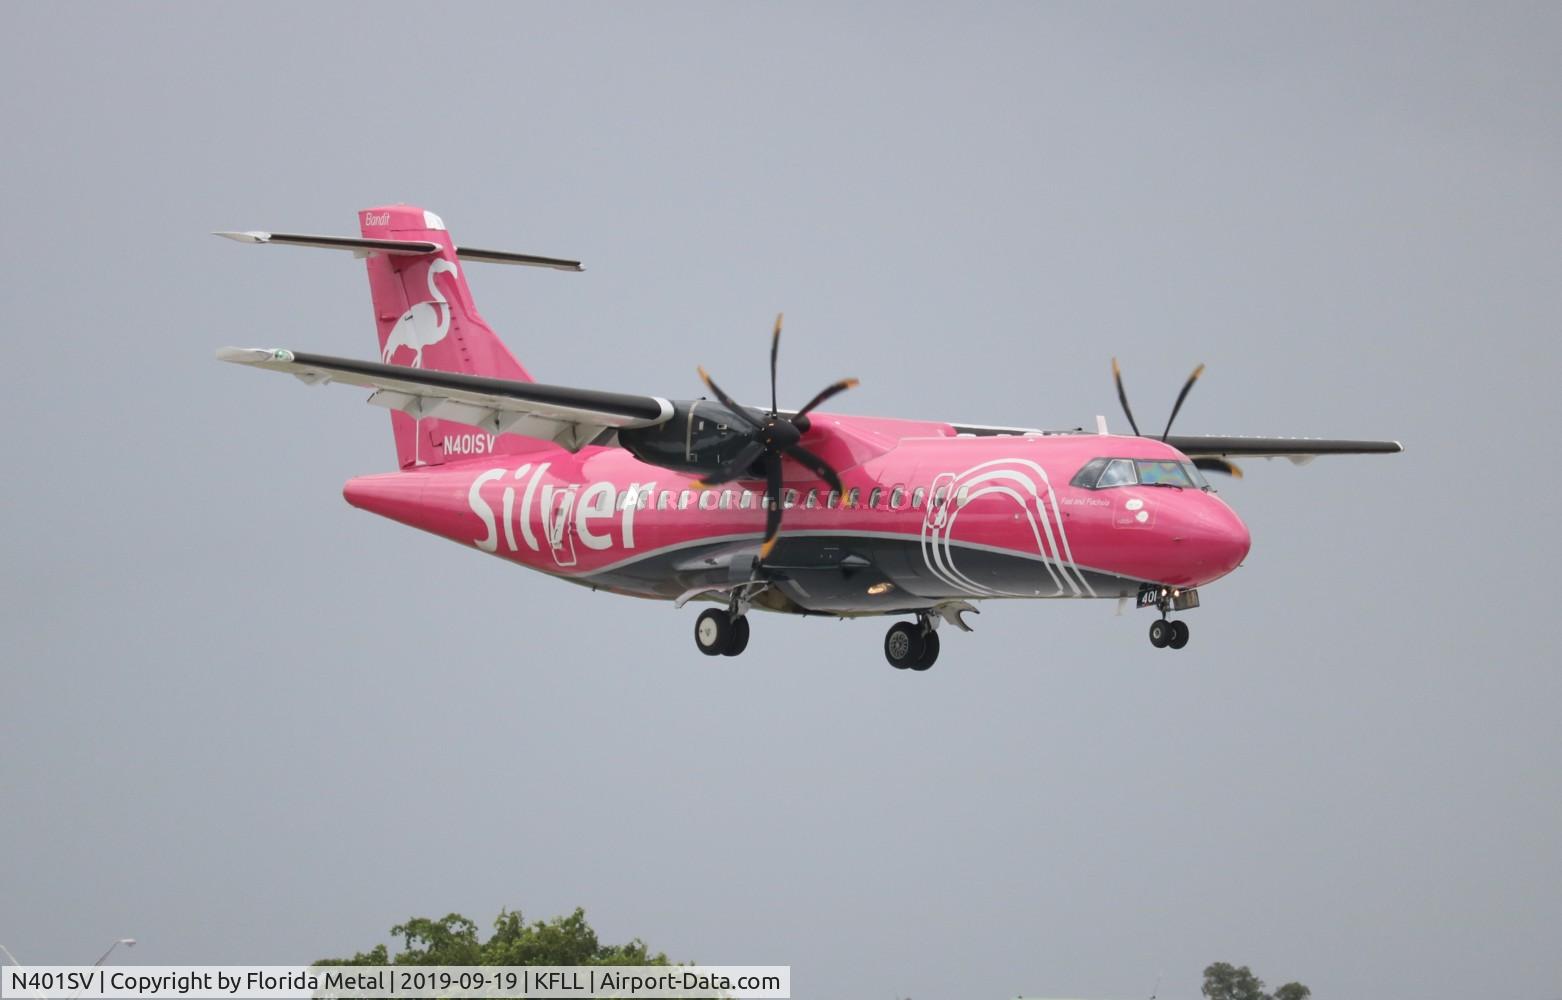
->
[343,416,1252,617]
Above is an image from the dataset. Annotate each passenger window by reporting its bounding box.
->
[890,486,906,509]
[699,490,718,510]
[868,487,883,508]
[617,489,635,512]
[740,490,754,510]
[679,490,693,510]
[720,491,734,510]
[784,488,798,509]
[826,490,840,509]
[911,487,926,509]
[1097,459,1137,488]
[657,491,672,510]
[933,485,949,507]
[805,490,818,509]
[956,486,969,504]
[846,487,861,508]
[638,489,651,510]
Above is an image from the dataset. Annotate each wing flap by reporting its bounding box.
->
[218,347,672,451]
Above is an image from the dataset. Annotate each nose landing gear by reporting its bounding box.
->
[1140,585,1195,650]
[1148,618,1189,649]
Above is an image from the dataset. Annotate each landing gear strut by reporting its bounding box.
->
[1139,585,1195,650]
[884,614,940,671]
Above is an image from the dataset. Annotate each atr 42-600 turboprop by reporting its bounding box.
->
[216,205,1401,669]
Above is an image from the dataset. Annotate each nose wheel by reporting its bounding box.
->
[1148,618,1189,650]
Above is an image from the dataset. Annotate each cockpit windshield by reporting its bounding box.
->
[1070,457,1211,490]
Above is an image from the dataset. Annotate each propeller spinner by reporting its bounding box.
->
[694,314,859,558]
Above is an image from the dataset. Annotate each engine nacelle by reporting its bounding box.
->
[618,400,762,475]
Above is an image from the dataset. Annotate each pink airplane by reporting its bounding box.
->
[216,205,1401,669]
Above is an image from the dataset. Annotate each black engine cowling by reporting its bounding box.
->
[618,400,764,476]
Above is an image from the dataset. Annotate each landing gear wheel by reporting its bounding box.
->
[909,630,940,671]
[1148,619,1172,649]
[695,609,735,656]
[722,616,751,657]
[884,622,926,669]
[1167,619,1189,650]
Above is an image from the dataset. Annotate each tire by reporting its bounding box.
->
[1168,619,1189,650]
[722,616,751,656]
[909,630,940,671]
[695,609,733,656]
[1148,619,1172,649]
[884,621,926,669]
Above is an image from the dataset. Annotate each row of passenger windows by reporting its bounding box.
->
[614,484,958,513]
[1070,457,1209,490]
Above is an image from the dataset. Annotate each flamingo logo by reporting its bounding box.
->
[381,258,459,367]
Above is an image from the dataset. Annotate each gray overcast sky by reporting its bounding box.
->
[2,3,1559,999]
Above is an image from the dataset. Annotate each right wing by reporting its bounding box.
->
[217,348,672,450]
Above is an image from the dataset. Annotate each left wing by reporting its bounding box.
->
[217,348,672,450]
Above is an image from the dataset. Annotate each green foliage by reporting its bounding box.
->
[315,908,672,968]
[1202,962,1310,1000]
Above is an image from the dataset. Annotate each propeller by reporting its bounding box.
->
[1111,357,1242,477]
[693,314,859,559]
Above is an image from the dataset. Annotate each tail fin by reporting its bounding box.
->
[357,205,557,468]
[358,205,532,383]
[217,206,580,468]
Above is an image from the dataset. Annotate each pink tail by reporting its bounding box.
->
[358,205,536,468]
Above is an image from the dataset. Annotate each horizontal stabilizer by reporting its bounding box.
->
[213,231,582,270]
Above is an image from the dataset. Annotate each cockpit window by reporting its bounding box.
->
[1135,460,1193,488]
[1072,457,1211,490]
[1097,459,1138,487]
[1070,459,1108,489]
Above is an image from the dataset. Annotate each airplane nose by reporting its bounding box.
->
[1199,502,1251,580]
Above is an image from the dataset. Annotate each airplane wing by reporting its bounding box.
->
[1162,434,1403,460]
[217,347,672,450]
[947,421,1401,473]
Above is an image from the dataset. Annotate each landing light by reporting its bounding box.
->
[867,582,894,596]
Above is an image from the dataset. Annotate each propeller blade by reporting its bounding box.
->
[1160,362,1205,441]
[1192,456,1243,478]
[691,439,768,489]
[760,458,784,560]
[784,443,845,496]
[769,313,782,414]
[696,366,761,431]
[794,377,860,418]
[1111,357,1142,437]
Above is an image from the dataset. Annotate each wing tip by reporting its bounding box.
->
[212,230,269,243]
[216,346,292,364]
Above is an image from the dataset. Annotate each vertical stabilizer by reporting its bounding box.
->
[357,205,535,468]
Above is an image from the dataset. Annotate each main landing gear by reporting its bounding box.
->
[884,615,940,671]
[694,608,750,657]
